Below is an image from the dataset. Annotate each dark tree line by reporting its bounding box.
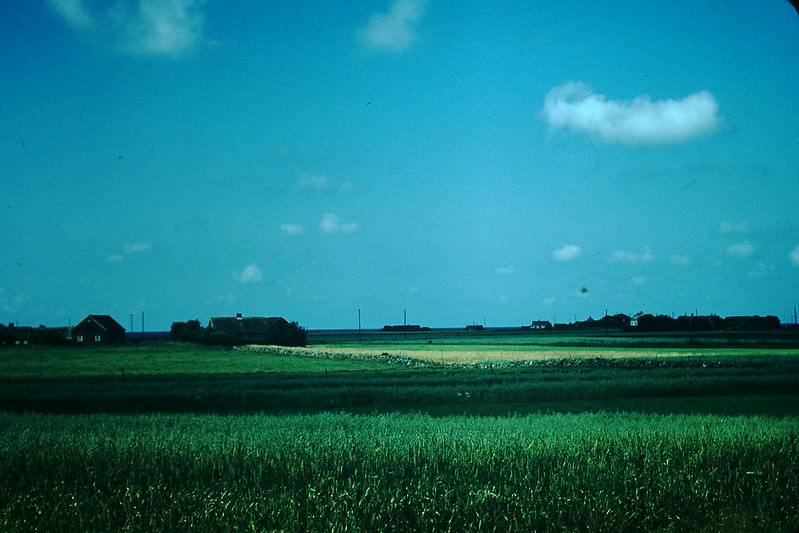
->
[554,313,781,332]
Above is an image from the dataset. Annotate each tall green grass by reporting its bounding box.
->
[1,412,797,532]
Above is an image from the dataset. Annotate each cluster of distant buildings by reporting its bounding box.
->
[517,313,784,332]
[0,315,126,346]
[0,313,306,347]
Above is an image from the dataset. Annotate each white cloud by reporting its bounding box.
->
[125,0,205,57]
[552,244,581,262]
[49,0,94,30]
[748,262,774,279]
[610,247,655,263]
[105,242,152,263]
[236,264,262,284]
[541,82,719,145]
[48,0,205,58]
[123,242,152,254]
[631,276,647,286]
[359,0,425,52]
[297,173,330,190]
[320,213,359,234]
[280,223,304,236]
[206,292,235,305]
[496,266,515,276]
[670,254,691,266]
[720,221,749,234]
[790,245,799,266]
[726,242,754,258]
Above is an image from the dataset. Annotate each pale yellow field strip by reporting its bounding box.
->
[261,345,709,365]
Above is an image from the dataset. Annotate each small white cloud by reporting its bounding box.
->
[541,82,719,145]
[320,213,359,234]
[631,276,647,286]
[748,262,774,279]
[670,254,691,266]
[123,242,152,254]
[720,221,749,234]
[281,223,305,236]
[496,265,515,276]
[552,244,581,262]
[542,297,557,306]
[48,0,205,58]
[727,242,754,258]
[297,173,330,190]
[126,0,205,57]
[48,0,94,30]
[236,264,262,284]
[610,247,655,263]
[106,242,152,263]
[358,0,425,52]
[790,245,799,266]
[206,292,235,305]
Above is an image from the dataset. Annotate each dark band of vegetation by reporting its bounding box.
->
[2,348,799,416]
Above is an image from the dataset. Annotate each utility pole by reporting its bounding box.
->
[358,308,362,344]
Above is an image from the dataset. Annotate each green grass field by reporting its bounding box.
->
[0,343,389,379]
[1,336,798,531]
[1,411,797,532]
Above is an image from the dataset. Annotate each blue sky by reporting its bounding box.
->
[1,0,798,331]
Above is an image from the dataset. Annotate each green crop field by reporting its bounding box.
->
[1,412,797,532]
[1,336,798,531]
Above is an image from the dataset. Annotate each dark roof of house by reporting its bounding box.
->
[75,315,126,332]
[208,316,290,335]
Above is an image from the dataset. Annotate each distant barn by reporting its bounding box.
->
[73,315,126,344]
[207,314,306,346]
[381,324,431,332]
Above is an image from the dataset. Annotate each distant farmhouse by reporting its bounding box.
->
[0,324,34,345]
[0,314,125,345]
[525,320,553,330]
[205,314,306,346]
[381,324,431,332]
[73,315,126,344]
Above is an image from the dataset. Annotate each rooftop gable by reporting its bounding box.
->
[75,315,126,333]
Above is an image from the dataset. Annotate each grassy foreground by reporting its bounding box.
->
[2,339,798,531]
[1,411,797,532]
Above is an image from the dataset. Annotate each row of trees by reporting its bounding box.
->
[556,313,781,332]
